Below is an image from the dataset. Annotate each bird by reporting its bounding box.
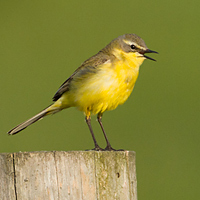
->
[7,34,158,151]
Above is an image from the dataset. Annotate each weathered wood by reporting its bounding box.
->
[0,154,16,200]
[0,151,137,200]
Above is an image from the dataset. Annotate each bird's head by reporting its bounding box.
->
[110,34,158,64]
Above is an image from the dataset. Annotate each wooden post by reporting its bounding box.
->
[0,151,137,200]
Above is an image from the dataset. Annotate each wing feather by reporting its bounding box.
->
[52,51,111,101]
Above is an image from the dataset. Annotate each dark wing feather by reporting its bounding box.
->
[52,51,111,101]
[52,72,76,101]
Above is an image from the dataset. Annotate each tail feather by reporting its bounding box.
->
[8,99,66,135]
[7,109,49,135]
[7,102,63,135]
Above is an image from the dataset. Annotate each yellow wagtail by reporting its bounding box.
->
[8,34,157,150]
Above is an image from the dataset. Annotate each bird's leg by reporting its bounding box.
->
[97,113,116,151]
[85,115,103,151]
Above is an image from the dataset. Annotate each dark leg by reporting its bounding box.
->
[85,116,103,151]
[97,113,116,151]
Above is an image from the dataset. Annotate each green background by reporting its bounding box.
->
[1,0,199,199]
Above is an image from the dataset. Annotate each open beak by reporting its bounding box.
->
[141,49,158,61]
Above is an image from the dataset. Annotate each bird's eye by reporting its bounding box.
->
[130,44,136,50]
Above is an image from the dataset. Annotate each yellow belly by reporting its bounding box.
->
[64,60,140,115]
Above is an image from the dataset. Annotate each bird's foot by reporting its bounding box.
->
[92,146,104,151]
[85,144,104,151]
[104,145,124,151]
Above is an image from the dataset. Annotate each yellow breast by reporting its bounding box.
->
[61,49,145,115]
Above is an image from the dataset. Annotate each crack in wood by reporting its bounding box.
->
[12,153,18,200]
[53,151,60,200]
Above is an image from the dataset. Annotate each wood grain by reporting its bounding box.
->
[0,151,137,200]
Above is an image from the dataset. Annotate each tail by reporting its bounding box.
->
[7,104,61,135]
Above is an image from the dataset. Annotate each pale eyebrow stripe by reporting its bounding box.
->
[123,39,146,50]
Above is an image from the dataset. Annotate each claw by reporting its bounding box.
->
[104,145,124,151]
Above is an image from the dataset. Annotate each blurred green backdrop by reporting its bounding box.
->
[1,0,199,199]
